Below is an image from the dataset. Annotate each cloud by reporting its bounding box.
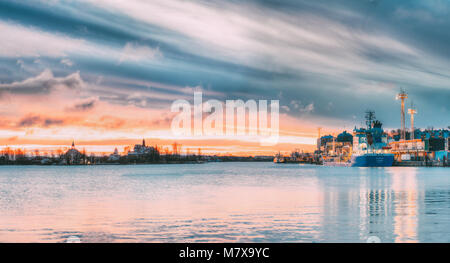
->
[0,21,87,58]
[17,115,65,128]
[300,103,314,114]
[281,105,290,112]
[0,69,85,94]
[67,97,98,112]
[82,0,418,74]
[1,0,450,130]
[43,118,65,127]
[290,100,314,114]
[0,21,119,60]
[17,115,41,127]
[16,60,25,70]
[290,100,300,110]
[118,42,162,64]
[61,58,74,67]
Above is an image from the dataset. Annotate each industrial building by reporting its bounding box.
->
[316,88,450,166]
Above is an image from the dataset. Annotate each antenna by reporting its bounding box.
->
[365,110,376,129]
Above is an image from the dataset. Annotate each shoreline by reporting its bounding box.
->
[0,161,449,167]
[0,160,274,166]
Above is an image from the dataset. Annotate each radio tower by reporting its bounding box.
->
[396,88,408,141]
[408,101,417,140]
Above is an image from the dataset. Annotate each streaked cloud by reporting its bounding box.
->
[60,58,74,67]
[0,69,84,94]
[17,115,65,128]
[0,21,87,58]
[118,42,162,64]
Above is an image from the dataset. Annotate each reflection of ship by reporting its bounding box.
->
[322,157,352,167]
[323,111,394,167]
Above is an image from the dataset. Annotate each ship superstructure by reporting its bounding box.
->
[323,111,394,167]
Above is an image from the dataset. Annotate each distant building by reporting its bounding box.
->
[108,148,121,162]
[127,139,159,161]
[64,141,83,165]
[388,129,450,162]
[336,131,353,143]
[319,131,353,156]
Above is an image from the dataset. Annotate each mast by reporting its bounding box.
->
[365,110,376,129]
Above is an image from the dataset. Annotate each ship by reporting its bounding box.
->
[323,111,394,167]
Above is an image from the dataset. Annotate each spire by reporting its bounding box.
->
[142,138,145,147]
[72,140,75,148]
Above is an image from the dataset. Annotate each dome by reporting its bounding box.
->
[337,131,353,142]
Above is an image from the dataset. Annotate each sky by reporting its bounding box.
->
[0,0,449,155]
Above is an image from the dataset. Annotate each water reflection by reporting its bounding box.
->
[358,171,394,242]
[0,163,449,242]
[390,168,419,243]
[357,168,420,242]
[311,167,423,242]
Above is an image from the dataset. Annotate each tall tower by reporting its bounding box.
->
[396,89,408,141]
[408,102,417,140]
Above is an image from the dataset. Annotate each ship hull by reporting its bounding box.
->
[351,153,394,167]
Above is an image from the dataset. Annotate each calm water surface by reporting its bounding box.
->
[1,162,449,242]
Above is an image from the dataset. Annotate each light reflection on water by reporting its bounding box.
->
[0,163,449,242]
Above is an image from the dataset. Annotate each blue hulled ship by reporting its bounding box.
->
[351,113,394,167]
[323,111,394,167]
